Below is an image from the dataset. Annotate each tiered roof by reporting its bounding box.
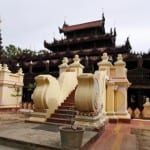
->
[59,20,104,33]
[44,14,121,52]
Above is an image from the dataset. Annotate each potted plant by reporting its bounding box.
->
[59,114,84,149]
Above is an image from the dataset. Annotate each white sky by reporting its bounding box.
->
[0,0,150,53]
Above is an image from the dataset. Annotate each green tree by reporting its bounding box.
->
[4,44,23,59]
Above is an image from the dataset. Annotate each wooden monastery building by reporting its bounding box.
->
[0,14,150,111]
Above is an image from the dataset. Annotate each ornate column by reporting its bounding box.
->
[97,53,112,113]
[114,54,126,78]
[114,84,129,115]
[113,54,131,119]
[142,97,150,119]
[97,53,112,79]
[58,57,69,74]
[106,81,116,115]
[69,55,84,75]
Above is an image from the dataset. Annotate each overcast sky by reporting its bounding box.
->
[0,0,150,52]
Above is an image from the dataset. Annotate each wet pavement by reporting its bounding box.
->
[0,112,150,150]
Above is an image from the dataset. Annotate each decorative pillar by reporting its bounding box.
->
[114,54,126,78]
[97,53,112,79]
[74,74,105,129]
[58,57,69,74]
[97,53,112,113]
[27,75,60,122]
[69,55,84,76]
[113,54,131,120]
[114,85,129,115]
[106,81,116,115]
[142,97,150,119]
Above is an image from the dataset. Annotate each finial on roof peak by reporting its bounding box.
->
[102,12,105,21]
[63,20,68,27]
[125,36,132,50]
[113,27,116,36]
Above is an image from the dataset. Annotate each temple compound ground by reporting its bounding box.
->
[0,53,149,149]
[0,112,149,150]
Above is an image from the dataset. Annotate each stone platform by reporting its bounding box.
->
[0,121,101,150]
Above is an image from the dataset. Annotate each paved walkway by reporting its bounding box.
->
[90,119,150,150]
[0,112,150,150]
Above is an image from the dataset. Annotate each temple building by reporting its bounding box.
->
[43,14,150,111]
[44,13,131,73]
[0,14,150,112]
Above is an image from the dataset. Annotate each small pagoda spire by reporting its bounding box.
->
[102,12,105,21]
[113,27,117,36]
[125,37,132,50]
[63,20,68,27]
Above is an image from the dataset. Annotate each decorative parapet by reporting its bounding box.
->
[0,64,24,108]
[142,97,150,119]
[59,57,69,74]
[2,64,10,72]
[97,53,112,78]
[114,54,127,78]
[114,54,126,66]
[69,55,84,75]
[0,64,2,70]
[143,97,150,106]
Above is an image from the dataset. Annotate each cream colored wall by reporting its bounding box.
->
[97,53,131,119]
[32,71,78,116]
[32,75,60,112]
[0,66,23,108]
[58,71,78,105]
[0,85,22,106]
[114,86,128,114]
[106,82,115,114]
[31,55,82,117]
[94,70,107,113]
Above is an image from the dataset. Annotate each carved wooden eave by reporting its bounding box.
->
[44,34,115,51]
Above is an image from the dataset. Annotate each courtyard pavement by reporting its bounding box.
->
[0,112,150,150]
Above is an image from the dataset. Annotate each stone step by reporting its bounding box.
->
[47,117,73,124]
[51,113,75,119]
[27,112,47,118]
[55,109,77,115]
[58,105,75,110]
[46,89,76,125]
[45,121,71,127]
[61,102,74,107]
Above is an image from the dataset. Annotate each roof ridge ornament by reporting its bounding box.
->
[113,27,116,36]
[125,37,132,50]
[102,12,105,22]
[63,20,68,27]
